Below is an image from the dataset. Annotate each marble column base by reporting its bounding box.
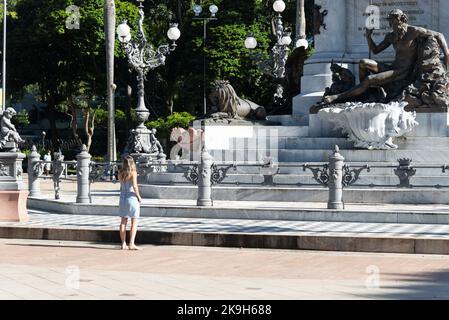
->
[0,190,29,222]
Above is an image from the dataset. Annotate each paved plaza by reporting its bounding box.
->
[1,238,449,300]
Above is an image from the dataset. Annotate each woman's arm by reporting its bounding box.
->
[132,172,142,203]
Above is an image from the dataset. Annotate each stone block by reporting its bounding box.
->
[301,74,333,93]
[0,190,29,222]
[308,114,345,138]
[0,152,25,191]
[293,92,324,117]
[405,112,449,137]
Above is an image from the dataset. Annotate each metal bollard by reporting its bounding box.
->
[328,146,345,210]
[76,144,92,204]
[27,145,41,197]
[197,147,214,207]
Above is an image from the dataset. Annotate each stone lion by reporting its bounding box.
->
[209,80,267,121]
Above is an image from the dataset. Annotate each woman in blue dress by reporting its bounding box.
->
[118,156,143,250]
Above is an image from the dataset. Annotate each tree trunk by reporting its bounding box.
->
[46,92,59,150]
[166,95,174,115]
[296,0,306,39]
[69,105,80,143]
[105,0,117,161]
[84,109,96,152]
[126,68,133,132]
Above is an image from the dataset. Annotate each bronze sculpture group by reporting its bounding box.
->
[320,9,449,110]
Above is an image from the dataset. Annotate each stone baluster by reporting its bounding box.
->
[27,146,41,197]
[328,146,345,210]
[76,145,92,204]
[197,147,214,207]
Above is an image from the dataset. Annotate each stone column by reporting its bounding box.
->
[27,146,41,197]
[313,0,347,57]
[328,146,345,210]
[197,148,213,207]
[293,0,348,116]
[76,145,92,204]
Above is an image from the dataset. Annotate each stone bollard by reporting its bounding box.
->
[52,150,65,200]
[157,152,167,173]
[76,144,92,204]
[197,147,214,207]
[328,146,345,210]
[27,145,41,197]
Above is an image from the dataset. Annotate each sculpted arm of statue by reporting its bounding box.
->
[366,29,392,54]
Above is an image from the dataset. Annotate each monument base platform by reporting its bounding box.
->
[0,190,29,222]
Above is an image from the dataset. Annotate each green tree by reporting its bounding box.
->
[7,0,139,148]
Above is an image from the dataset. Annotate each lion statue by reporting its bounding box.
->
[209,80,267,121]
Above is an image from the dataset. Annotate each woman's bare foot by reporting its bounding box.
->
[129,244,142,251]
[121,243,128,250]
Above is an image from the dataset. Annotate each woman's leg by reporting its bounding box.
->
[129,218,141,250]
[119,217,128,249]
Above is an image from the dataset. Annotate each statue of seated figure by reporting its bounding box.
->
[0,107,25,151]
[324,62,356,97]
[322,9,449,107]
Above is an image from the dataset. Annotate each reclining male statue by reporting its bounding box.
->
[323,9,449,105]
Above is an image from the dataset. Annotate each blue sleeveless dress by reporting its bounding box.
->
[119,181,140,218]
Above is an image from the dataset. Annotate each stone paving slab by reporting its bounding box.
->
[2,239,449,300]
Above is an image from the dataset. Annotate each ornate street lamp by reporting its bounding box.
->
[117,0,181,157]
[192,2,219,116]
[245,0,308,108]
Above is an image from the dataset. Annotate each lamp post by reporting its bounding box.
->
[245,0,308,109]
[192,2,218,116]
[117,0,181,156]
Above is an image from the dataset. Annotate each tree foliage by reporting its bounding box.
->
[5,0,315,156]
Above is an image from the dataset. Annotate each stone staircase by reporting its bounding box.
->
[141,113,449,205]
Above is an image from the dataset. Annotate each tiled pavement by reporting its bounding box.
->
[1,238,449,299]
[2,180,449,299]
[2,209,449,239]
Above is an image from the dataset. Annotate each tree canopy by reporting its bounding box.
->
[4,0,314,156]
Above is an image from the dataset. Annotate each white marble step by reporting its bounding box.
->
[279,149,449,163]
[144,172,449,187]
[140,184,449,205]
[201,125,309,138]
[266,115,309,126]
[205,136,449,152]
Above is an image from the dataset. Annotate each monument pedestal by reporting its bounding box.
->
[0,190,29,222]
[0,152,28,222]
